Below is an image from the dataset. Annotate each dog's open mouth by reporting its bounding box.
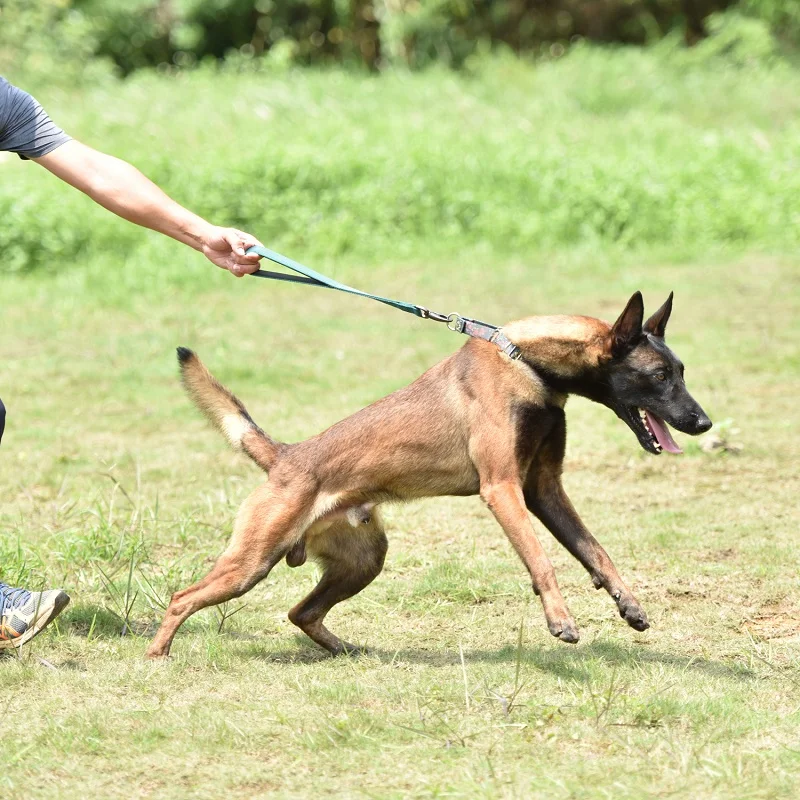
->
[628,407,682,455]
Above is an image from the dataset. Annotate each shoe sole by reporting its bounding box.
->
[0,591,71,650]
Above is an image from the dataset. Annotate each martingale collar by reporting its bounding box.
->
[460,317,522,360]
[417,307,521,360]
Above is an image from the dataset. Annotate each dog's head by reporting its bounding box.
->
[600,291,712,455]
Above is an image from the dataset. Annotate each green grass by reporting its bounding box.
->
[1,53,800,798]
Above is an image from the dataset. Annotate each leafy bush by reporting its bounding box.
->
[9,0,789,78]
[0,0,113,84]
[740,0,800,45]
[657,10,782,66]
[377,0,725,69]
[76,0,177,74]
[63,0,380,73]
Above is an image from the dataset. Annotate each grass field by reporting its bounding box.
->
[2,53,800,799]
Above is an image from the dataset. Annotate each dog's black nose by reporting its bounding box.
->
[692,412,712,434]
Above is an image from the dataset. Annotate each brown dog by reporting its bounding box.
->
[146,291,711,658]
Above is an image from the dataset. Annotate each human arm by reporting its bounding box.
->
[33,140,262,276]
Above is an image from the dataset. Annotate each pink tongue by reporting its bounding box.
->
[645,411,683,454]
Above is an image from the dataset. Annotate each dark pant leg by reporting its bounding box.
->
[0,396,5,444]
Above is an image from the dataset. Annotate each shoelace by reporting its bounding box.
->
[0,584,31,617]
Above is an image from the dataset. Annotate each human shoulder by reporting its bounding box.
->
[0,76,30,130]
[0,77,70,158]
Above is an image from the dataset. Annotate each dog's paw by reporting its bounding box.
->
[145,652,172,661]
[616,595,650,632]
[548,617,580,644]
[145,646,172,660]
[333,640,367,658]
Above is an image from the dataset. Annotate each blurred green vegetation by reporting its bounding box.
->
[1,0,799,77]
[1,1,799,274]
[1,46,799,273]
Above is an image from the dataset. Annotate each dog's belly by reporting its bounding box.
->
[389,470,481,499]
[349,461,481,502]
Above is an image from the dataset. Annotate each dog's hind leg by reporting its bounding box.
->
[288,512,387,656]
[146,482,315,658]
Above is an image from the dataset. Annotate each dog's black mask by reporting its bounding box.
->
[602,292,712,455]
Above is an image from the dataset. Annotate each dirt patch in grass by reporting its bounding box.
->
[743,603,800,642]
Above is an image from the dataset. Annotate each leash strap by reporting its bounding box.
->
[246,245,521,360]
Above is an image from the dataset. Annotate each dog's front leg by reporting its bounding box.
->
[481,480,579,643]
[525,475,649,633]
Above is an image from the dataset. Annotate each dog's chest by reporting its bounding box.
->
[513,404,563,466]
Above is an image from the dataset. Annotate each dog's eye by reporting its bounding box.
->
[655,372,666,382]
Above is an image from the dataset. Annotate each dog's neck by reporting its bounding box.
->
[502,315,611,401]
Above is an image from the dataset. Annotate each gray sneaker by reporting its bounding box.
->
[0,585,70,649]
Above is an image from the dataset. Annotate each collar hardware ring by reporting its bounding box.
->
[447,313,465,333]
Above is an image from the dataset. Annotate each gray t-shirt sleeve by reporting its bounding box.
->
[0,77,71,159]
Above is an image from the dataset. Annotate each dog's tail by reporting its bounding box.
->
[176,347,281,473]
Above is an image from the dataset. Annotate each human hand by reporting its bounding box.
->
[201,226,263,277]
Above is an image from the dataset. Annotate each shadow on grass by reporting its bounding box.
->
[58,604,151,639]
[244,638,755,682]
[60,603,267,643]
[48,607,755,682]
[362,639,756,682]
[242,634,352,664]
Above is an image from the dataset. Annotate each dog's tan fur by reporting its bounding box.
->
[146,306,656,659]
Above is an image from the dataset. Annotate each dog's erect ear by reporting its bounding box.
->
[643,291,673,338]
[610,291,644,356]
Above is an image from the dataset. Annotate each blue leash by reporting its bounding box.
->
[246,245,521,360]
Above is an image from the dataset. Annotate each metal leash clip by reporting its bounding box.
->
[418,307,465,333]
[418,307,454,325]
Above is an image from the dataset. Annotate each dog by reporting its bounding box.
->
[146,291,712,658]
